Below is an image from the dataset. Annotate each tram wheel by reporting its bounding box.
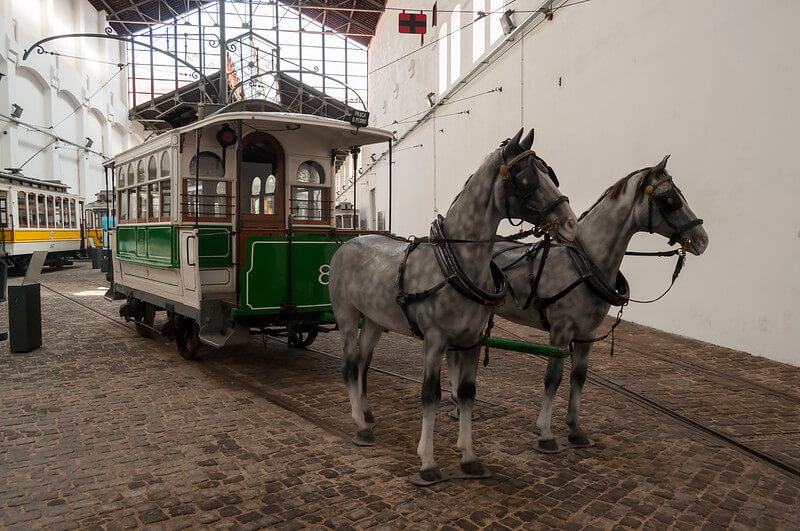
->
[288,329,318,348]
[175,316,202,360]
[134,302,156,339]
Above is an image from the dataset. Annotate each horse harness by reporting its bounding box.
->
[393,147,558,362]
[645,174,704,245]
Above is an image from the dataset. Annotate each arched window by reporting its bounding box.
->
[136,160,145,183]
[472,0,486,61]
[439,21,449,94]
[147,156,157,180]
[127,164,134,187]
[160,151,170,177]
[297,161,324,184]
[451,5,461,82]
[264,175,276,215]
[189,151,225,177]
[292,161,327,222]
[250,176,262,214]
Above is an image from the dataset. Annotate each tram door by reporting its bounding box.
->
[238,132,286,309]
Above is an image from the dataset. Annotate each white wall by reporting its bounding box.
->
[0,0,142,201]
[364,0,800,366]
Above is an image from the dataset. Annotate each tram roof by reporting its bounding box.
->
[0,170,72,193]
[110,111,393,164]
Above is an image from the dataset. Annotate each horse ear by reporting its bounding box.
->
[654,154,670,174]
[503,128,524,159]
[520,129,535,150]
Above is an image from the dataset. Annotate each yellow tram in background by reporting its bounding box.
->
[84,191,115,250]
[0,169,84,273]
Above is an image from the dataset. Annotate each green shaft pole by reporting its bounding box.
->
[483,337,570,358]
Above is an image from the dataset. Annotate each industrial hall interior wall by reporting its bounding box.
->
[359,0,800,367]
[0,0,143,202]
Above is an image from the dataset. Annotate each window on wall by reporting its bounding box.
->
[18,192,27,227]
[490,0,504,44]
[450,5,461,83]
[292,161,328,222]
[439,21,449,94]
[473,0,486,61]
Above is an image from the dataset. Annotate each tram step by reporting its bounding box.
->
[199,322,250,348]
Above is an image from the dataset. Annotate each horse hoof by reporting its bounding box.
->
[408,467,450,486]
[568,433,596,448]
[448,409,480,421]
[352,429,375,447]
[364,410,375,425]
[535,437,566,454]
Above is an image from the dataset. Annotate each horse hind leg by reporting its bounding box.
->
[357,319,382,430]
[338,305,373,446]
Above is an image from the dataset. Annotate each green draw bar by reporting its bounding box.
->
[482,337,570,358]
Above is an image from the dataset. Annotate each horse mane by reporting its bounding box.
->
[578,166,659,220]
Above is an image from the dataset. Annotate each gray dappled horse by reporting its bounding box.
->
[329,129,578,484]
[493,155,709,452]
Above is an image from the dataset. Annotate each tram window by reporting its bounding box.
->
[117,167,124,187]
[127,164,135,187]
[148,156,157,181]
[71,200,77,228]
[29,194,37,228]
[184,179,228,219]
[0,197,7,227]
[18,192,27,227]
[149,183,159,219]
[37,195,45,227]
[136,160,145,183]
[292,187,327,221]
[95,212,103,229]
[264,175,276,214]
[161,179,171,219]
[297,161,324,184]
[87,211,93,229]
[160,151,170,177]
[250,177,262,214]
[138,185,148,220]
[292,161,327,221]
[55,197,62,227]
[119,190,128,222]
[46,197,54,228]
[189,152,225,178]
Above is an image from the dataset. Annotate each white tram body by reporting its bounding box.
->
[0,170,84,270]
[108,110,392,355]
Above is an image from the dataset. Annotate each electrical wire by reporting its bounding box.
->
[18,139,57,170]
[50,65,126,131]
[369,0,594,75]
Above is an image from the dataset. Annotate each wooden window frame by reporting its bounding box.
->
[37,194,46,228]
[290,186,331,226]
[55,197,62,228]
[181,178,233,223]
[28,193,37,228]
[17,191,27,228]
[71,199,78,229]
[159,178,171,222]
[137,185,148,222]
[46,196,55,228]
[147,181,161,223]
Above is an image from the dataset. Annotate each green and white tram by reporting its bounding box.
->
[108,109,392,358]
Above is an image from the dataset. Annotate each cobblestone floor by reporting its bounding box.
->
[1,262,799,529]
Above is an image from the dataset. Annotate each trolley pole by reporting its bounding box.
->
[218,0,227,104]
[350,146,360,229]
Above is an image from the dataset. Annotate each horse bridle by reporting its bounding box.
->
[645,174,704,246]
[499,148,568,231]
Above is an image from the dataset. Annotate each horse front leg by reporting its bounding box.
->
[416,330,447,482]
[535,329,569,453]
[451,347,487,476]
[565,341,594,447]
